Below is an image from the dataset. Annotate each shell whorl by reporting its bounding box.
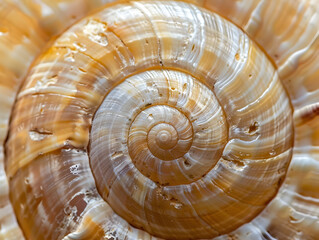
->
[0,0,319,240]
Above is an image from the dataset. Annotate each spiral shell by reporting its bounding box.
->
[1,0,319,239]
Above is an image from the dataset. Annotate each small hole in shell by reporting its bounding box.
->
[235,53,240,61]
[232,160,245,168]
[148,114,153,120]
[248,122,259,134]
[111,151,123,159]
[49,74,58,79]
[24,177,30,185]
[184,159,191,167]
[78,67,87,73]
[289,215,299,222]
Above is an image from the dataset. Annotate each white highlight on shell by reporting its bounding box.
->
[83,19,108,46]
[2,0,319,239]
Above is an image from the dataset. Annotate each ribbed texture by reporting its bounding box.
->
[0,0,318,239]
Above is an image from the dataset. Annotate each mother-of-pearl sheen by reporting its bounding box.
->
[8,0,319,239]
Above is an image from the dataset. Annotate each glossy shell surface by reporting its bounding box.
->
[0,0,319,239]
